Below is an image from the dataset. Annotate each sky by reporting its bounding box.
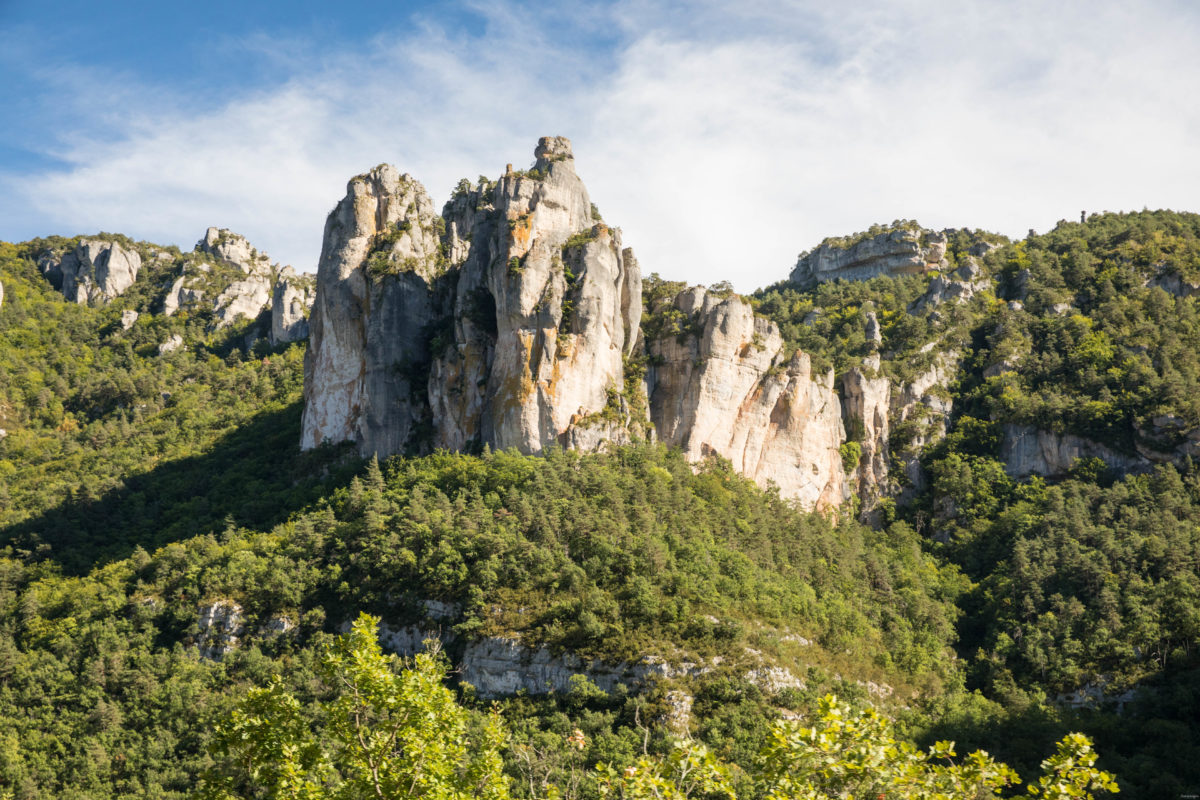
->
[1,0,1198,292]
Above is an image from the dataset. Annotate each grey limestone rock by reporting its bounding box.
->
[270,266,315,344]
[791,226,947,287]
[45,239,142,305]
[120,310,139,330]
[196,600,244,661]
[158,334,184,355]
[1000,424,1145,478]
[842,362,890,508]
[303,139,643,460]
[302,165,445,456]
[163,228,277,328]
[645,287,848,511]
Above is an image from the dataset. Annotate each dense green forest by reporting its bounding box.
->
[0,212,1198,798]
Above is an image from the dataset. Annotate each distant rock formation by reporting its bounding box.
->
[165,228,276,327]
[271,267,315,344]
[301,138,845,509]
[39,239,141,305]
[791,226,947,287]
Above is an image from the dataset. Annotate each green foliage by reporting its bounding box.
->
[839,442,861,473]
[204,613,511,800]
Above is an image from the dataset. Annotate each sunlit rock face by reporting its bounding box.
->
[791,227,947,288]
[301,137,849,511]
[303,138,642,459]
[40,239,142,305]
[644,287,848,511]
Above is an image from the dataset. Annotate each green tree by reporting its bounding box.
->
[203,613,511,800]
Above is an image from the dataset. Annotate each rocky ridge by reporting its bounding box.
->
[301,138,848,509]
[791,224,948,288]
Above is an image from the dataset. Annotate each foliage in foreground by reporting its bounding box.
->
[209,615,1118,800]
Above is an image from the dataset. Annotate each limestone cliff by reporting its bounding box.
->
[165,228,276,327]
[302,137,848,509]
[271,266,315,345]
[40,239,141,305]
[791,225,947,287]
[301,165,445,454]
[645,287,848,511]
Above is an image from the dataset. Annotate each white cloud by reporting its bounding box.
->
[4,0,1199,292]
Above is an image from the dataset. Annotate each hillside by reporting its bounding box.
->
[0,150,1198,797]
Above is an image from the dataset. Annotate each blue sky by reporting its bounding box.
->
[2,0,1198,291]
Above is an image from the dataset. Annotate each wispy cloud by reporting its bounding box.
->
[3,0,1198,291]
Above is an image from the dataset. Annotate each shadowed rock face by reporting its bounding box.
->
[270,267,315,345]
[301,137,848,510]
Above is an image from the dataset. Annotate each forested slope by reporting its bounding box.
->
[0,212,1197,798]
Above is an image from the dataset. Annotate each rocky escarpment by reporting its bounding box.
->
[271,267,315,344]
[645,287,847,510]
[791,225,947,288]
[303,138,642,460]
[164,227,278,327]
[39,239,141,305]
[302,138,851,509]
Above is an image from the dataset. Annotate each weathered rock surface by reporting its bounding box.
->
[842,361,890,506]
[164,228,277,327]
[302,138,849,509]
[271,266,315,344]
[303,138,643,461]
[646,287,848,510]
[890,352,959,499]
[301,165,446,455]
[42,239,142,305]
[158,334,184,355]
[196,600,244,661]
[791,226,947,287]
[909,257,991,312]
[429,137,641,454]
[1144,270,1200,298]
[1000,424,1145,478]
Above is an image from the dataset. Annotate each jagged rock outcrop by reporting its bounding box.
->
[196,600,244,661]
[40,239,142,305]
[1145,270,1200,298]
[645,287,847,510]
[842,360,890,506]
[302,138,848,509]
[791,226,947,287]
[1000,424,1146,478]
[909,257,991,312]
[301,165,446,454]
[303,138,643,460]
[271,267,315,344]
[120,310,139,330]
[164,228,276,327]
[429,136,642,454]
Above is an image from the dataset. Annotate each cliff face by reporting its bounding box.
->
[430,136,642,454]
[165,228,277,327]
[791,226,947,287]
[40,239,141,305]
[645,287,847,510]
[301,137,846,509]
[271,267,315,345]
